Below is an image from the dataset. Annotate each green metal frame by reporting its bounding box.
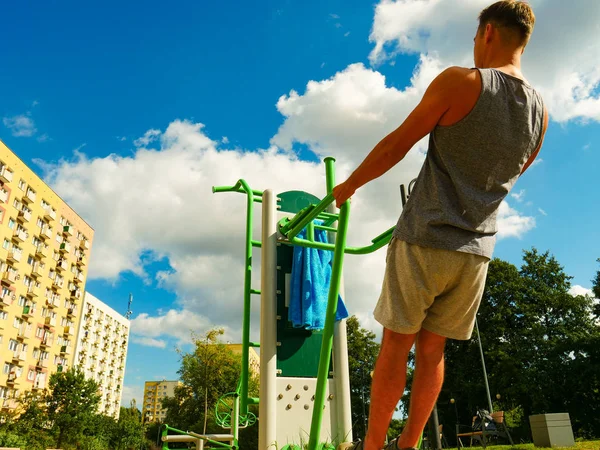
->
[161,157,396,450]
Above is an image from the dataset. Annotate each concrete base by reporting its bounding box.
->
[529,413,575,448]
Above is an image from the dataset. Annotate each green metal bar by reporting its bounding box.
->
[212,183,263,198]
[280,226,394,255]
[307,221,315,242]
[283,193,335,240]
[314,224,337,233]
[324,157,336,193]
[161,425,169,450]
[251,240,262,248]
[239,180,253,416]
[250,289,261,295]
[308,199,351,450]
[247,397,260,404]
[249,341,260,347]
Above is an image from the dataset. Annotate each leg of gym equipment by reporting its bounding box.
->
[259,189,278,450]
[307,199,351,450]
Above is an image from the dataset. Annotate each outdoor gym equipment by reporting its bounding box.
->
[161,157,407,450]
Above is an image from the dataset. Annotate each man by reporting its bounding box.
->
[332,2,548,450]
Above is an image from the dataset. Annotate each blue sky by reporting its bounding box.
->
[1,0,598,408]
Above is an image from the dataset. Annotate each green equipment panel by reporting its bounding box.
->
[276,191,334,378]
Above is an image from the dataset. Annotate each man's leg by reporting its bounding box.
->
[396,329,446,448]
[363,328,416,450]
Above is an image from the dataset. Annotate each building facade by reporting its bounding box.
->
[73,292,129,418]
[0,139,94,409]
[142,380,180,423]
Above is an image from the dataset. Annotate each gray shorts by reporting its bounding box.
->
[373,238,489,340]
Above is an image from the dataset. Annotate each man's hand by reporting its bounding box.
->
[332,181,356,209]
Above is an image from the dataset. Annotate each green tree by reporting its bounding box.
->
[45,367,101,449]
[438,250,600,443]
[346,316,380,439]
[162,328,259,449]
[112,406,146,450]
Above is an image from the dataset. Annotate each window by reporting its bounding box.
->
[56,234,62,244]
[0,311,8,320]
[7,218,15,230]
[12,199,19,208]
[41,199,49,209]
[18,296,26,307]
[3,363,10,374]
[32,237,41,247]
[2,239,9,250]
[8,339,19,351]
[60,217,65,226]
[36,218,43,228]
[18,179,26,191]
[13,318,20,329]
[27,255,34,266]
[36,327,44,338]
[0,387,7,399]
[33,349,40,359]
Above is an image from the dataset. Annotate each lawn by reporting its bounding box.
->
[463,441,600,450]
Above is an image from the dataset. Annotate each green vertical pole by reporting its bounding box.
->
[161,425,169,450]
[240,181,254,415]
[324,157,336,194]
[307,168,350,449]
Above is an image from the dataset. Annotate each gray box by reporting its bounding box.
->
[529,413,575,448]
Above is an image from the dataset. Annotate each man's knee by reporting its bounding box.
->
[415,328,446,362]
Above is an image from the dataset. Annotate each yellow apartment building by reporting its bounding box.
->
[0,139,94,410]
[142,380,181,423]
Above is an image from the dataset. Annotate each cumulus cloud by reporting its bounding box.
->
[497,201,535,240]
[3,114,37,137]
[131,336,167,348]
[133,129,161,147]
[569,285,594,297]
[368,0,600,123]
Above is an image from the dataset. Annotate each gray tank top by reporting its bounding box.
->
[393,68,545,259]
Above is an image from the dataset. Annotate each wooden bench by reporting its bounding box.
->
[457,411,513,448]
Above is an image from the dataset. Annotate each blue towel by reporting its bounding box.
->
[289,220,349,330]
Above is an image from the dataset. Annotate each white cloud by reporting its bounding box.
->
[330,13,340,19]
[569,285,594,297]
[3,114,37,137]
[368,0,600,123]
[222,136,229,144]
[37,133,50,143]
[344,31,350,37]
[538,208,548,216]
[497,201,536,240]
[133,129,161,147]
[131,336,167,348]
[531,158,544,167]
[511,189,526,203]
[121,384,144,409]
[32,100,39,107]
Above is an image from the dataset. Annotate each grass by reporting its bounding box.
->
[463,440,600,450]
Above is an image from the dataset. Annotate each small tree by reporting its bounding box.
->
[45,367,101,448]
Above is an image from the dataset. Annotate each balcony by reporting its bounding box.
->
[44,316,57,327]
[13,351,27,363]
[0,165,13,183]
[2,398,18,409]
[57,364,64,373]
[71,289,82,300]
[17,209,32,223]
[52,279,64,290]
[46,295,59,308]
[40,337,53,347]
[67,307,76,318]
[6,373,17,385]
[12,229,27,242]
[2,271,17,284]
[82,239,90,250]
[31,263,44,278]
[36,359,49,369]
[43,207,56,221]
[56,259,68,271]
[27,285,40,297]
[77,255,87,266]
[0,190,8,204]
[35,245,48,259]
[63,225,73,236]
[41,226,53,240]
[17,326,31,339]
[7,249,22,263]
[23,189,36,203]
[33,379,46,390]
[59,242,71,253]
[60,345,71,355]
[75,272,85,284]
[22,305,33,318]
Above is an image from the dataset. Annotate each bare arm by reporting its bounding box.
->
[333,66,467,207]
[521,106,549,175]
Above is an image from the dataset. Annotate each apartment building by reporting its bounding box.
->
[73,292,129,419]
[142,380,181,423]
[227,344,260,374]
[0,139,94,410]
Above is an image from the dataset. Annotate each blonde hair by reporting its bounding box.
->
[478,1,536,47]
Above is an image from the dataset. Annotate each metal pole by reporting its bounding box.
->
[325,157,353,444]
[231,394,240,450]
[430,404,442,449]
[240,182,255,415]
[308,199,351,450]
[259,189,278,450]
[475,319,494,413]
